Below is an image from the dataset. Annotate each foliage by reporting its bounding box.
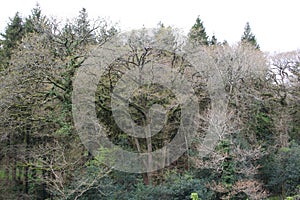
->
[241,22,260,49]
[0,5,300,200]
[188,16,209,46]
[261,142,300,198]
[191,192,200,200]
[123,172,214,200]
[0,12,24,69]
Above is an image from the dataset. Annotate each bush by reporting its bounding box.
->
[261,142,300,197]
[122,172,214,200]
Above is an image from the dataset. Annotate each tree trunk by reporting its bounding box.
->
[23,127,30,194]
[12,158,16,183]
[146,136,152,185]
[24,165,29,194]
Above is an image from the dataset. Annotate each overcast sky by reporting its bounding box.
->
[0,0,299,52]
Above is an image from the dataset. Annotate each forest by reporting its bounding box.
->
[0,5,299,200]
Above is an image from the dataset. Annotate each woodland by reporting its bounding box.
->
[0,5,299,200]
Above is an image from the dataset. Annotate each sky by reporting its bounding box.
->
[0,0,299,53]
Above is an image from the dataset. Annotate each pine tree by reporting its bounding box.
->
[241,22,259,49]
[0,12,24,69]
[73,8,95,44]
[24,4,47,34]
[210,34,218,45]
[188,16,209,46]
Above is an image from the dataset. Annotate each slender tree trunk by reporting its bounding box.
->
[5,157,10,184]
[23,127,30,194]
[24,165,29,194]
[5,135,10,184]
[146,136,152,185]
[145,112,152,185]
[12,158,17,183]
[17,165,21,183]
[41,169,47,199]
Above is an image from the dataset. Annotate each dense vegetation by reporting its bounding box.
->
[0,5,299,200]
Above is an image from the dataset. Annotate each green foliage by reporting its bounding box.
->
[68,171,215,200]
[261,142,300,197]
[216,140,236,189]
[247,101,274,145]
[188,16,209,46]
[254,111,273,141]
[0,4,300,200]
[24,4,47,34]
[73,8,95,45]
[123,172,214,200]
[191,192,200,200]
[0,12,24,69]
[0,5,118,200]
[241,22,259,49]
[209,34,218,46]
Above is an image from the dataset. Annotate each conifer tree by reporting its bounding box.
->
[210,34,218,45]
[188,16,209,46]
[241,22,259,49]
[24,4,47,34]
[0,12,24,69]
[75,8,91,39]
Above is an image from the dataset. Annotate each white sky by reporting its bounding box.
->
[0,0,299,52]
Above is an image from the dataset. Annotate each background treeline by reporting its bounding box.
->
[0,5,299,200]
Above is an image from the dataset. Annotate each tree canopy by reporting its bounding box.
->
[241,22,260,49]
[0,6,299,200]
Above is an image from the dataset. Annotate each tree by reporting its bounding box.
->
[24,4,50,35]
[261,142,300,198]
[73,8,94,44]
[188,43,269,199]
[154,22,179,51]
[241,22,259,49]
[268,50,300,144]
[188,16,209,46]
[2,6,300,199]
[0,12,24,69]
[209,34,218,46]
[0,6,117,199]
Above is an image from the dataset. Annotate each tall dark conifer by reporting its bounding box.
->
[210,34,218,46]
[241,22,259,49]
[188,16,209,46]
[0,12,24,69]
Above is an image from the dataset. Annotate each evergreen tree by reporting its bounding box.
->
[210,34,218,45]
[24,4,47,34]
[188,16,209,46]
[75,8,91,38]
[71,8,98,45]
[241,22,259,49]
[0,12,24,69]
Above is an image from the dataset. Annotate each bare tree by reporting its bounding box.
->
[188,43,270,198]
